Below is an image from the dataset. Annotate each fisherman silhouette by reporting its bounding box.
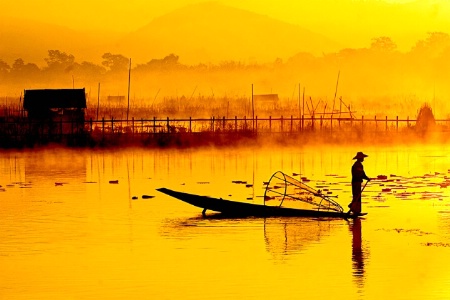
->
[348,152,370,215]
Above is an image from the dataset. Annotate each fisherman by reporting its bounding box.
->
[348,152,371,215]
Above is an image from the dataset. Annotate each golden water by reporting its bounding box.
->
[1,145,450,299]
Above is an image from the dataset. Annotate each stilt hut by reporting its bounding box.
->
[23,88,87,142]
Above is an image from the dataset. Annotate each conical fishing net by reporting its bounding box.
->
[264,171,343,212]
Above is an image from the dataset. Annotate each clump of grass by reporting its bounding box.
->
[416,103,436,132]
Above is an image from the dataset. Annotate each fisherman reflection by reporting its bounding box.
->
[350,218,366,289]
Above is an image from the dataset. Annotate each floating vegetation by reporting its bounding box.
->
[377,228,433,236]
[422,242,450,247]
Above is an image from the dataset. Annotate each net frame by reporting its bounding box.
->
[263,171,344,212]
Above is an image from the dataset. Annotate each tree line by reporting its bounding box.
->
[1,33,449,76]
[1,32,449,106]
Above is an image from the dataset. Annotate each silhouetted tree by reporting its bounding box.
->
[217,60,244,70]
[0,59,10,73]
[0,59,10,80]
[370,36,397,52]
[101,53,129,72]
[12,58,25,72]
[10,58,40,78]
[273,57,283,66]
[135,54,182,72]
[411,32,450,57]
[74,61,106,78]
[44,50,75,72]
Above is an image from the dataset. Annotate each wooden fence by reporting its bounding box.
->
[84,115,447,134]
[1,115,448,147]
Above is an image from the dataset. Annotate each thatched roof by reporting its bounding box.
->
[23,89,86,110]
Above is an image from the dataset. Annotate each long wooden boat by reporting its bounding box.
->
[157,188,359,218]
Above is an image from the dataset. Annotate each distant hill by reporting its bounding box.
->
[0,16,121,66]
[1,1,449,67]
[113,2,342,64]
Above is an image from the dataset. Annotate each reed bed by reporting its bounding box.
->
[1,94,447,148]
[1,114,449,149]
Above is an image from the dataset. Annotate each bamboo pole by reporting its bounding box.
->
[97,83,100,120]
[127,58,131,122]
[332,70,340,117]
[298,83,301,120]
[251,84,254,132]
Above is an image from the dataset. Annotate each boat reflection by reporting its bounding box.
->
[160,214,367,277]
[160,214,341,257]
[263,217,337,259]
[159,214,263,240]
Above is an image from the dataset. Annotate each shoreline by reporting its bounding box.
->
[1,129,448,150]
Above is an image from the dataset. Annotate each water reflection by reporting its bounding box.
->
[349,218,367,291]
[2,146,450,300]
[263,218,336,259]
[159,214,263,240]
[160,215,338,259]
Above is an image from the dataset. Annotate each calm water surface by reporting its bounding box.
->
[1,144,450,300]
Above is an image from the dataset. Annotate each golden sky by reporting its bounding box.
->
[2,0,442,32]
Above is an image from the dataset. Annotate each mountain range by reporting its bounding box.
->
[1,1,449,66]
[113,2,341,65]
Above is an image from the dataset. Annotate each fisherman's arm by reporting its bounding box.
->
[363,171,370,181]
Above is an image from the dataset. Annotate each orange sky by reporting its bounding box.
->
[2,0,446,33]
[2,0,449,56]
[1,0,450,103]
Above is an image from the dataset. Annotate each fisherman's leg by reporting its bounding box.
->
[350,182,362,213]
